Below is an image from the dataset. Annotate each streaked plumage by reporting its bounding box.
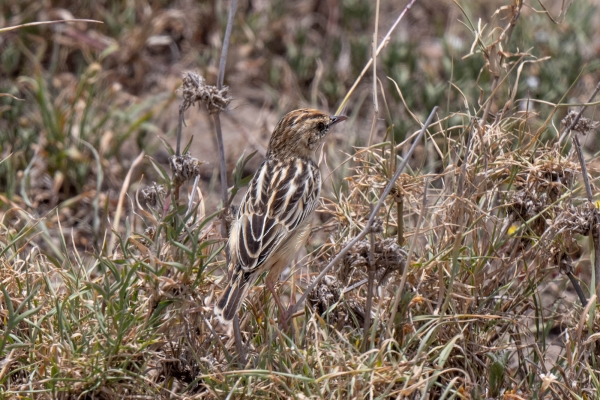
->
[214,108,347,323]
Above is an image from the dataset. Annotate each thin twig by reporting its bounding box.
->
[107,151,145,256]
[187,176,201,214]
[335,0,417,115]
[214,0,242,361]
[174,107,185,201]
[386,179,428,337]
[555,80,600,299]
[176,106,184,157]
[362,0,381,351]
[0,19,102,33]
[362,203,377,352]
[217,0,239,90]
[571,134,600,295]
[213,0,239,244]
[571,136,594,203]
[343,278,368,294]
[397,196,404,246]
[201,315,232,363]
[213,115,230,240]
[287,106,438,319]
[559,82,600,295]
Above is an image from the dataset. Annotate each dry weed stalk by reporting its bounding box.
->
[168,152,205,186]
[557,82,600,295]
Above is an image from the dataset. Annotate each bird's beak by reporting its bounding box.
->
[329,115,348,127]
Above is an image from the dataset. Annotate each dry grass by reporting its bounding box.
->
[2,0,600,399]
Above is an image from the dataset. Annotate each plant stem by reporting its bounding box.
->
[336,0,417,115]
[571,134,600,295]
[386,180,428,337]
[362,204,376,352]
[214,0,242,360]
[176,106,183,157]
[217,0,238,90]
[557,81,600,297]
[397,196,404,246]
[213,114,229,240]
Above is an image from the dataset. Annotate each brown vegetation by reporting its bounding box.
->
[2,0,600,398]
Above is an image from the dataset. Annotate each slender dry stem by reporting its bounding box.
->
[176,106,184,157]
[363,0,380,349]
[386,180,428,337]
[362,204,376,352]
[559,81,600,294]
[213,115,229,239]
[0,19,102,33]
[336,0,417,115]
[571,134,600,295]
[217,0,239,90]
[213,0,243,361]
[107,151,145,256]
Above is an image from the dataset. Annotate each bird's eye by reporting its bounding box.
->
[317,122,326,131]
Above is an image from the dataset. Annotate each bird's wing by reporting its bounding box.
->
[233,158,321,273]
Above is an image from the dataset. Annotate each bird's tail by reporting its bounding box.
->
[214,268,253,323]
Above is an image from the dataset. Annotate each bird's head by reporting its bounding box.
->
[267,108,348,159]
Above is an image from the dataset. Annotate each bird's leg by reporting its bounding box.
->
[265,277,288,330]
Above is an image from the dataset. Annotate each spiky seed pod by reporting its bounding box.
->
[562,110,600,136]
[181,72,232,114]
[169,153,205,186]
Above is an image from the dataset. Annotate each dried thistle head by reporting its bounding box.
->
[169,153,206,186]
[308,275,341,313]
[554,202,599,236]
[561,110,600,136]
[340,238,407,286]
[307,275,367,328]
[180,72,232,114]
[141,183,166,209]
[506,147,578,227]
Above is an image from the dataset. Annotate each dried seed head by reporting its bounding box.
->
[554,202,600,236]
[307,275,367,328]
[506,148,578,235]
[181,72,232,114]
[308,275,341,312]
[169,153,206,186]
[340,238,407,285]
[141,183,166,209]
[561,110,600,136]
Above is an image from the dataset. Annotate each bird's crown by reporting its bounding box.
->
[267,108,347,159]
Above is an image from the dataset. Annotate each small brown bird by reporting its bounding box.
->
[214,108,348,324]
